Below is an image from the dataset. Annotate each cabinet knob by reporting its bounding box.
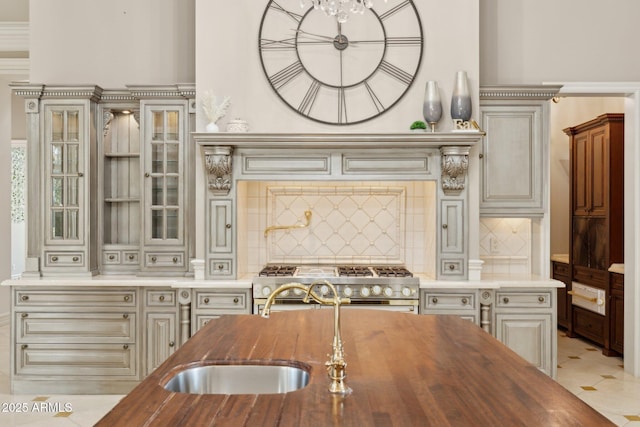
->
[123,314,129,319]
[218,264,224,270]
[128,254,135,260]
[442,224,448,229]
[109,255,115,260]
[449,264,455,271]
[169,341,175,348]
[124,295,130,302]
[461,298,468,305]
[123,344,129,350]
[77,172,84,177]
[72,256,79,262]
[503,297,510,304]
[479,153,484,159]
[21,344,28,350]
[233,297,239,304]
[172,257,178,263]
[538,296,545,303]
[21,313,28,318]
[159,295,165,302]
[226,223,232,229]
[204,297,210,304]
[431,297,438,304]
[151,256,157,263]
[145,172,150,177]
[21,295,29,301]
[51,256,58,262]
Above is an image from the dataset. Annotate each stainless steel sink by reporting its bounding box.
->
[163,363,310,395]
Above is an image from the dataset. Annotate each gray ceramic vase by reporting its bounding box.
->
[423,81,442,132]
[450,71,472,121]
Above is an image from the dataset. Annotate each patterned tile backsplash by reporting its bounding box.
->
[237,181,436,276]
[479,217,532,275]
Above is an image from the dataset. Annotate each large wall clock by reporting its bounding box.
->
[258,0,423,125]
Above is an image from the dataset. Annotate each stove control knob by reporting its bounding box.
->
[360,287,371,297]
[320,285,330,296]
[383,286,393,297]
[293,288,304,295]
[343,286,354,297]
[372,285,382,296]
[401,287,413,297]
[261,286,272,297]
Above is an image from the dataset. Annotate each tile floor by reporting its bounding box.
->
[0,323,639,426]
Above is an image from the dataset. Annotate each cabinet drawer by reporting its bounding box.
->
[573,266,607,288]
[193,315,221,333]
[422,292,476,311]
[123,251,139,264]
[103,251,139,265]
[16,312,136,343]
[194,291,250,312]
[441,259,464,276]
[552,262,569,278]
[573,306,605,345]
[103,251,121,264]
[16,343,137,377]
[45,252,84,267]
[14,289,136,308]
[611,272,624,289]
[209,259,233,276]
[145,289,177,307]
[496,291,552,308]
[145,252,185,267]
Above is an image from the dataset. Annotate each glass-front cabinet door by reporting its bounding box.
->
[44,106,84,246]
[141,101,188,273]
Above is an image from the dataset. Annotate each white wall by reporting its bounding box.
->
[195,0,480,133]
[29,0,195,86]
[549,97,624,256]
[479,0,640,84]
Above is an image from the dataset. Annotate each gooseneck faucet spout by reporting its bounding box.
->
[260,280,351,395]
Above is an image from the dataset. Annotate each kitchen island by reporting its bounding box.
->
[95,309,612,426]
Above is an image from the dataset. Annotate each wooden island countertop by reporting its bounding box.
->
[96,310,613,426]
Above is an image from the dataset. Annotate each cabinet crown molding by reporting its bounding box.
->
[480,85,563,101]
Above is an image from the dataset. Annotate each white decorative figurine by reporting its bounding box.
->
[201,91,231,132]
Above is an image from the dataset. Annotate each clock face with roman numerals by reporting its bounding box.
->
[259,0,423,125]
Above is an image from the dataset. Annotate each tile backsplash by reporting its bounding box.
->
[237,181,436,276]
[479,217,532,275]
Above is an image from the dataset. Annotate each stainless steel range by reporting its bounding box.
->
[252,265,420,314]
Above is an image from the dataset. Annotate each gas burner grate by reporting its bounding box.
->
[258,265,296,277]
[372,266,413,277]
[337,266,373,277]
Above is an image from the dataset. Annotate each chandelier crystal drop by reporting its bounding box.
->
[301,0,385,23]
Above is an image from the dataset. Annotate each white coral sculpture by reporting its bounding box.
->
[201,91,231,124]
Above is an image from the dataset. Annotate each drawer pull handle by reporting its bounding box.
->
[461,298,468,305]
[72,256,79,262]
[567,291,603,305]
[233,297,239,304]
[21,295,29,301]
[123,314,129,319]
[431,297,438,304]
[204,297,210,304]
[538,296,545,303]
[502,297,510,304]
[169,341,175,348]
[21,344,28,350]
[124,295,130,302]
[173,257,178,263]
[123,345,129,350]
[159,295,165,302]
[151,256,157,263]
[21,313,28,318]
[52,256,58,262]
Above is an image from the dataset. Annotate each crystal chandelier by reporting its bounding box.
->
[301,0,386,23]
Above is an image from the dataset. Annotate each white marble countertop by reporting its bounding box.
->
[3,273,563,289]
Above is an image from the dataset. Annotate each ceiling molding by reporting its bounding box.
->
[547,82,640,96]
[0,22,29,52]
[0,58,29,75]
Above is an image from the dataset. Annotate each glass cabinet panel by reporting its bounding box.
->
[145,106,183,244]
[46,107,83,243]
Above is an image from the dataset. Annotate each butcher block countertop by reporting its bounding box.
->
[95,310,612,426]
